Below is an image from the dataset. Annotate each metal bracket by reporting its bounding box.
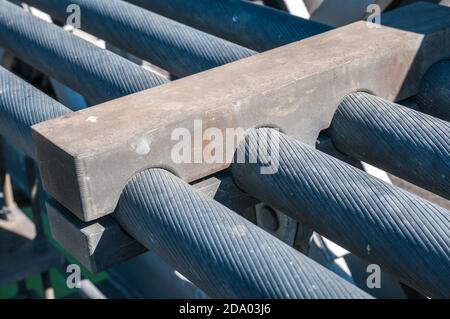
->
[32,3,450,221]
[46,172,259,272]
[46,199,146,273]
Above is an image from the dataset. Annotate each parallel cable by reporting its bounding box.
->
[416,60,450,122]
[23,0,256,78]
[0,0,167,104]
[231,128,450,298]
[126,0,332,52]
[114,168,371,299]
[329,92,450,199]
[0,67,70,159]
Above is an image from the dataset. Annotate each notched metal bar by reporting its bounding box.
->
[32,3,450,221]
[46,199,146,273]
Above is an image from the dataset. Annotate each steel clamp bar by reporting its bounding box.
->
[33,5,450,221]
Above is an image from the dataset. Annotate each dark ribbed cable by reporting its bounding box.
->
[231,128,450,298]
[416,60,450,122]
[0,67,70,159]
[23,0,256,78]
[0,0,168,104]
[329,92,450,199]
[114,168,372,298]
[126,0,332,52]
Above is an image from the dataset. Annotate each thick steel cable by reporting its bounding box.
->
[114,168,371,299]
[126,0,332,52]
[231,128,450,298]
[0,0,168,104]
[22,0,256,78]
[0,68,70,159]
[329,92,450,200]
[416,60,450,122]
[0,67,370,299]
